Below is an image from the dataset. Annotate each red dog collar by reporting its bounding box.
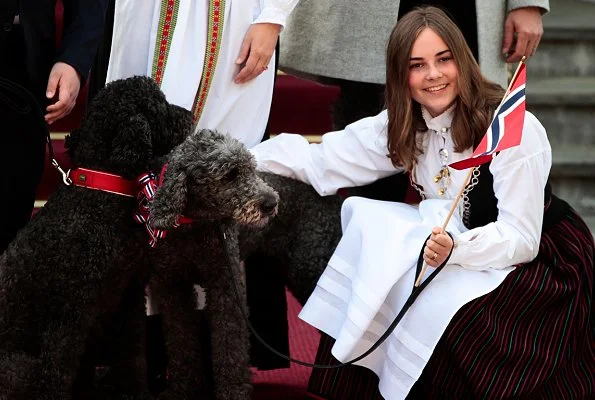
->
[69,168,137,197]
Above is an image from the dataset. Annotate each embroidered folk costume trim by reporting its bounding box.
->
[191,0,225,125]
[150,0,225,126]
[151,0,180,85]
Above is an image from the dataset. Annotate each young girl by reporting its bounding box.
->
[251,6,593,400]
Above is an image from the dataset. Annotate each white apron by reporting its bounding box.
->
[299,197,513,399]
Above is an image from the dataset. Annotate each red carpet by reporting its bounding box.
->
[251,290,320,399]
[268,75,339,137]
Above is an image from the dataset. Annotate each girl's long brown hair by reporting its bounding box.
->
[385,6,505,171]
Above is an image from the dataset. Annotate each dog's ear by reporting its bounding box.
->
[149,166,187,229]
[108,115,152,177]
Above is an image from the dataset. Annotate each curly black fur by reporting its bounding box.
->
[146,130,278,400]
[0,76,193,400]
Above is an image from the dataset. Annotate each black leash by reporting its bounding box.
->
[0,77,72,185]
[221,225,454,369]
[1,5,70,184]
[0,76,35,115]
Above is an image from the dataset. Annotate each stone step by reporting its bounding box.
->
[527,77,595,106]
[549,141,595,226]
[549,176,595,221]
[528,0,595,79]
[584,216,595,238]
[551,144,595,178]
[529,40,595,79]
[526,76,595,148]
[549,142,594,219]
[543,0,595,31]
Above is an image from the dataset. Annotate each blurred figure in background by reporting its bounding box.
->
[104,0,299,148]
[0,0,108,253]
[281,0,547,130]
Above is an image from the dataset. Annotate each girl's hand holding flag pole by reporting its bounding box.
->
[414,56,528,287]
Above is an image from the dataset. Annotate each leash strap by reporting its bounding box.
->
[222,225,455,369]
[0,76,36,115]
[0,77,57,172]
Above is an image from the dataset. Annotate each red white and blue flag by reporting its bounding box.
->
[450,62,527,170]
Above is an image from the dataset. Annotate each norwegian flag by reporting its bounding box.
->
[450,62,526,170]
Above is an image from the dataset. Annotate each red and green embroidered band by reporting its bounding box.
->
[151,0,180,85]
[191,0,225,125]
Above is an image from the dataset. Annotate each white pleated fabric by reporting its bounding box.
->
[299,197,513,399]
[106,0,298,148]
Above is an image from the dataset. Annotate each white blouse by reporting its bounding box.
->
[250,106,552,271]
[255,0,301,27]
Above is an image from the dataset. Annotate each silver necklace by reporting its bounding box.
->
[434,134,451,197]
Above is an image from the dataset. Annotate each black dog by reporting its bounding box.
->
[0,76,192,400]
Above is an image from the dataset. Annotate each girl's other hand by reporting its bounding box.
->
[423,226,454,267]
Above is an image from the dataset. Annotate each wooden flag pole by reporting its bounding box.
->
[413,167,473,287]
[496,56,527,108]
[414,57,526,287]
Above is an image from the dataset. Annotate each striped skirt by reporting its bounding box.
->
[308,206,594,399]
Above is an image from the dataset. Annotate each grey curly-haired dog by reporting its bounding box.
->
[0,76,192,400]
[145,129,279,400]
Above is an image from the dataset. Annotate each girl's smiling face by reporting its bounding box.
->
[408,28,459,117]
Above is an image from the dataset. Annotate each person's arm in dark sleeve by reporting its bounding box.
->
[56,0,109,82]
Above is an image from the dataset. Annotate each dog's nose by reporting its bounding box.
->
[259,197,278,216]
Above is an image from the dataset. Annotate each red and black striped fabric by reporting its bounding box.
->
[307,332,384,400]
[308,207,594,399]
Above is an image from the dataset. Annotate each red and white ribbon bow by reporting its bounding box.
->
[133,164,191,248]
[134,170,165,248]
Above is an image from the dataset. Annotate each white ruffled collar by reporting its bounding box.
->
[421,104,456,134]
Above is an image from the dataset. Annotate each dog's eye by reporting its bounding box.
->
[224,168,239,182]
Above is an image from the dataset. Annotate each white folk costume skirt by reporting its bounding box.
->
[106,0,275,148]
[299,197,514,400]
